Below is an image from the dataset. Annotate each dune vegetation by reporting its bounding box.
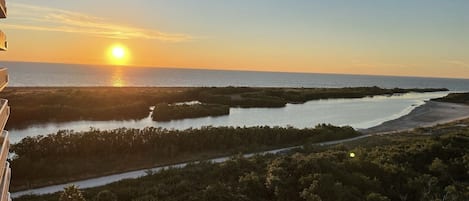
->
[434,92,469,105]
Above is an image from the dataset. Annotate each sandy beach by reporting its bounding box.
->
[362,101,469,134]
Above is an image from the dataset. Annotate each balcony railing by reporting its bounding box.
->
[0,1,8,201]
[0,31,5,51]
[0,69,7,91]
[0,100,8,132]
[0,131,8,184]
[0,162,10,201]
[0,0,5,18]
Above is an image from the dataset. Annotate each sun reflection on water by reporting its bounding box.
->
[111,68,126,87]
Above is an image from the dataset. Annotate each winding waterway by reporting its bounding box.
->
[9,91,451,144]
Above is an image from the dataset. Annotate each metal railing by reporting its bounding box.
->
[0,100,8,132]
[0,31,6,51]
[0,69,7,91]
[0,1,9,201]
[0,162,10,201]
[0,131,8,185]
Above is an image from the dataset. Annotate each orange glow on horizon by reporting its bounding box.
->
[1,1,468,79]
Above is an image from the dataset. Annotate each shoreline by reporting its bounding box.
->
[361,101,469,134]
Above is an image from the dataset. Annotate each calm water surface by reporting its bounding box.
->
[3,61,469,90]
[9,91,450,144]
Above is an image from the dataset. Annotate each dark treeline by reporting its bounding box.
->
[4,87,193,129]
[194,87,448,108]
[4,87,447,128]
[152,103,230,121]
[10,124,359,191]
[434,92,469,105]
[16,126,469,201]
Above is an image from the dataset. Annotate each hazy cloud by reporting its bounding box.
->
[443,60,469,68]
[3,3,192,42]
[351,60,417,68]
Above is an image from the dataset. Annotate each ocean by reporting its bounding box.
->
[2,61,469,90]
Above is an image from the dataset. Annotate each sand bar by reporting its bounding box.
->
[362,101,469,134]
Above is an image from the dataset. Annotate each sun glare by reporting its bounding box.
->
[112,47,125,59]
[108,44,129,65]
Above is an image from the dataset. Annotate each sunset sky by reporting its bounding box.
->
[1,0,468,78]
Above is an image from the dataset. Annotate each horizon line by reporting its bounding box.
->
[2,59,469,81]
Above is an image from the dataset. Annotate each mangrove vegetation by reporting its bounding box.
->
[14,120,469,201]
[152,103,230,121]
[10,124,359,191]
[4,87,447,128]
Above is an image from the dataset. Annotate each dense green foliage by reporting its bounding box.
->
[152,103,230,121]
[194,86,448,107]
[10,125,358,190]
[4,87,191,129]
[4,87,447,128]
[434,93,469,105]
[16,126,469,201]
[94,190,117,201]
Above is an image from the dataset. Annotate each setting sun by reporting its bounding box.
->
[108,44,129,65]
[112,47,125,59]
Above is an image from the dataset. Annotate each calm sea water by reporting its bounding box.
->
[3,61,469,90]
